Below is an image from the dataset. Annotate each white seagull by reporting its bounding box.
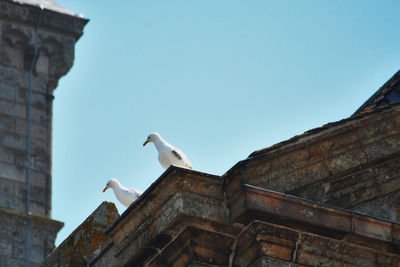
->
[143,132,193,170]
[102,178,142,207]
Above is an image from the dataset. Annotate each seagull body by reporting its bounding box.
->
[103,179,141,207]
[143,132,192,169]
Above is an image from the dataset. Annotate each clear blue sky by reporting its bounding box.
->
[53,0,400,245]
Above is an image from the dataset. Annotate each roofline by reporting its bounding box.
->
[353,69,400,115]
[246,100,400,159]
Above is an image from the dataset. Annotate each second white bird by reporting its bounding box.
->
[143,132,192,170]
[103,178,142,207]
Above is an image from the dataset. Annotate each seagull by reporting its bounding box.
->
[102,178,142,207]
[143,132,193,170]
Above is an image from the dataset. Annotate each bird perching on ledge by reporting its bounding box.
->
[143,132,193,170]
[103,179,141,207]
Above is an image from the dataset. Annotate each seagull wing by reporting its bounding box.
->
[172,149,183,160]
[127,188,142,198]
[172,148,193,169]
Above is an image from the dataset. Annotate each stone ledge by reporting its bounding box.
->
[0,205,63,231]
[88,167,400,266]
[231,184,398,244]
[0,0,88,39]
[41,201,119,267]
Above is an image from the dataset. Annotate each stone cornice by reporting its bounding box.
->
[0,0,88,39]
[0,205,64,232]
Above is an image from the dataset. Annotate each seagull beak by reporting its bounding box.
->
[103,186,109,193]
[143,140,149,147]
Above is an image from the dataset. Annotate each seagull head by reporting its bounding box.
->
[143,132,161,147]
[103,178,119,192]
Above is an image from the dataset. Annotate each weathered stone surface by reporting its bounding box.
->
[85,167,400,267]
[0,99,26,119]
[0,146,15,164]
[249,256,305,267]
[0,206,63,266]
[222,104,400,222]
[352,191,400,222]
[0,161,25,182]
[42,202,119,267]
[0,0,87,265]
[0,83,16,100]
[2,133,27,150]
[16,118,50,140]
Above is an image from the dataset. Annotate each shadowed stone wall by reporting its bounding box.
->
[41,202,119,267]
[0,0,87,265]
[226,103,400,223]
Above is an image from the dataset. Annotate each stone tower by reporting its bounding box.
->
[0,0,87,266]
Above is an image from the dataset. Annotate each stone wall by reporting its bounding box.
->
[42,202,119,267]
[0,0,86,217]
[225,103,400,222]
[85,167,400,266]
[0,0,87,265]
[0,206,63,266]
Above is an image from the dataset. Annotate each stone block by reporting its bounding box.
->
[360,115,400,144]
[31,154,51,173]
[327,150,367,175]
[31,107,50,125]
[0,177,14,195]
[260,149,308,180]
[0,194,25,212]
[352,215,392,242]
[0,99,26,119]
[296,234,375,266]
[0,65,23,87]
[276,161,330,192]
[0,161,25,182]
[0,238,12,257]
[31,75,49,94]
[0,223,24,245]
[249,256,302,267]
[16,87,27,103]
[2,133,27,150]
[0,146,15,164]
[12,182,47,205]
[30,227,50,247]
[16,118,50,140]
[14,147,51,173]
[31,137,50,153]
[0,46,24,68]
[319,129,360,156]
[0,83,16,101]
[0,115,16,131]
[3,258,25,267]
[259,242,293,262]
[35,53,49,74]
[16,89,51,111]
[352,192,400,222]
[30,170,47,187]
[30,245,44,264]
[31,185,47,204]
[30,202,46,217]
[33,92,50,110]
[12,242,25,261]
[363,135,400,161]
